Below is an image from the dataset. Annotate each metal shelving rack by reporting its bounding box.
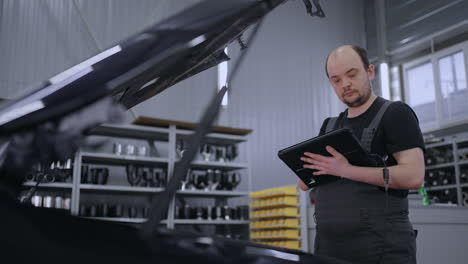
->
[175,190,249,197]
[68,119,252,230]
[81,152,170,166]
[173,219,250,225]
[79,184,165,193]
[423,134,468,206]
[23,181,73,189]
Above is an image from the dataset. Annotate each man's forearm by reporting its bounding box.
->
[346,164,424,190]
[301,147,425,190]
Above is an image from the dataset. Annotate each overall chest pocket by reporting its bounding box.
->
[315,208,387,262]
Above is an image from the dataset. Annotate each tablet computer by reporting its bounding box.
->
[277,128,378,188]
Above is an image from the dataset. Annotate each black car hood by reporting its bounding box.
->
[0,0,289,134]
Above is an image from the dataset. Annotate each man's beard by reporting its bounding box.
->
[342,84,372,107]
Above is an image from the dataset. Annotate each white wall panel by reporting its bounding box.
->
[132,0,365,191]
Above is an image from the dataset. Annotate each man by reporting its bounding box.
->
[298,45,425,263]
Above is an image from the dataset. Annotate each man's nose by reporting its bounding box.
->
[342,78,351,89]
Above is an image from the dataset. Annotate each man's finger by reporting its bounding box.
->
[303,164,325,171]
[304,152,332,162]
[313,170,327,175]
[297,178,309,191]
[309,158,327,168]
[300,157,325,166]
[300,157,314,164]
[325,145,342,158]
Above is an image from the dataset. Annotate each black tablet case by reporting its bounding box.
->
[278,128,379,188]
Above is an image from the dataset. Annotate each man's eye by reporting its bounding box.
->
[348,71,357,78]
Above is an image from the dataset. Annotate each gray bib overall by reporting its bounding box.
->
[313,100,417,264]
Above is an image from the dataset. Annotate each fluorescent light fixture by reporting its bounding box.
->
[380,62,390,99]
[217,47,228,107]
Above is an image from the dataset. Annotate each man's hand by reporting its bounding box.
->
[300,145,351,178]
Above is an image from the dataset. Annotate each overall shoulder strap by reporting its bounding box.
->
[360,100,392,152]
[325,117,338,133]
[324,111,346,133]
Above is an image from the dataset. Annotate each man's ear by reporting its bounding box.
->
[367,64,375,81]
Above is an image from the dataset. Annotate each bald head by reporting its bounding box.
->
[325,45,369,78]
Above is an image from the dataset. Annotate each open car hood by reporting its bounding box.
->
[0,0,288,134]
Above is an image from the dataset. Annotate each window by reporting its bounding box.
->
[390,66,401,101]
[403,40,468,132]
[217,47,228,107]
[438,51,468,123]
[405,62,437,131]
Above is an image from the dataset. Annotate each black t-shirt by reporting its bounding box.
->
[319,97,425,196]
